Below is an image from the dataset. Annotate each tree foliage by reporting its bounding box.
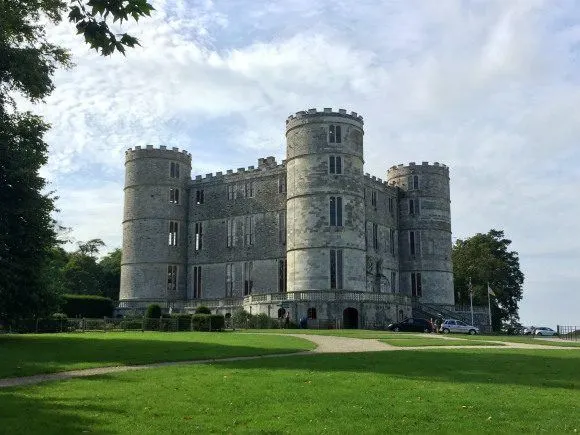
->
[0,0,151,321]
[452,229,524,331]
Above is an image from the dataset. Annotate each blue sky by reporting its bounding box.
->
[30,0,580,327]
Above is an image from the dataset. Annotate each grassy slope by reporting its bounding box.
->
[0,348,578,434]
[0,332,315,378]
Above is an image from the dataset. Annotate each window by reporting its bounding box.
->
[411,272,422,297]
[244,215,254,246]
[329,196,343,226]
[226,219,234,247]
[371,190,377,208]
[413,175,419,190]
[330,249,343,289]
[167,265,177,296]
[278,176,286,194]
[193,266,202,299]
[194,222,203,251]
[409,198,420,215]
[195,189,204,205]
[244,181,254,198]
[391,271,397,292]
[372,223,379,250]
[227,184,235,200]
[409,230,421,257]
[170,162,180,178]
[168,221,178,246]
[329,156,342,174]
[278,211,286,244]
[225,263,234,297]
[390,229,396,255]
[307,307,317,319]
[329,125,342,143]
[278,259,286,292]
[169,188,180,204]
[388,197,394,215]
[243,261,253,295]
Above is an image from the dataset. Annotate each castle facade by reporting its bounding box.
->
[119,108,454,328]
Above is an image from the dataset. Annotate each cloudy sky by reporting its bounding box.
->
[31,0,580,326]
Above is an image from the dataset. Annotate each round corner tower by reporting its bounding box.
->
[387,162,453,305]
[285,108,366,293]
[120,145,192,306]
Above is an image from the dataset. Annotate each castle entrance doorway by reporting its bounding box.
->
[343,307,359,329]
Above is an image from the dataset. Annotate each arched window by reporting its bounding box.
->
[278,308,286,318]
[307,307,317,319]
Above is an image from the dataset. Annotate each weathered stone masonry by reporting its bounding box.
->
[119,108,454,327]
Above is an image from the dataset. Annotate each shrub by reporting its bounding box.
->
[172,314,192,331]
[195,305,211,315]
[232,309,252,328]
[120,319,143,330]
[146,304,162,318]
[256,313,273,329]
[62,294,114,318]
[191,314,225,331]
[210,314,225,331]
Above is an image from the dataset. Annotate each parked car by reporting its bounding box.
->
[534,327,558,336]
[387,318,434,333]
[440,319,479,335]
[522,326,534,335]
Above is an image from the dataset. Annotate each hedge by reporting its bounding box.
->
[62,294,114,318]
[191,314,225,331]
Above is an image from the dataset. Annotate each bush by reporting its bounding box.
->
[62,294,114,318]
[146,304,162,318]
[191,314,225,331]
[256,313,273,329]
[195,305,211,315]
[172,314,192,331]
[120,319,143,330]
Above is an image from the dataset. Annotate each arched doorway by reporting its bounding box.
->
[343,307,359,329]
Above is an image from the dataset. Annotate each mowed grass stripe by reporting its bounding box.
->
[0,348,577,434]
[380,338,504,347]
[0,332,315,378]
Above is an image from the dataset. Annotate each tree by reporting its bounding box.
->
[62,239,104,295]
[0,0,152,321]
[99,248,121,300]
[452,229,524,331]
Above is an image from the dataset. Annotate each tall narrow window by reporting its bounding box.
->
[391,271,397,292]
[329,156,342,174]
[194,222,203,251]
[169,188,180,204]
[409,198,420,215]
[329,125,342,143]
[278,176,286,194]
[330,249,343,289]
[227,185,235,200]
[371,190,377,208]
[372,223,379,250]
[193,266,202,299]
[390,229,396,255]
[195,189,204,205]
[413,175,419,190]
[278,211,286,244]
[329,196,343,226]
[411,272,422,297]
[170,162,180,178]
[307,307,317,319]
[244,181,254,198]
[226,219,234,247]
[225,263,233,297]
[244,215,254,246]
[389,197,394,215]
[168,221,178,246]
[409,231,421,257]
[167,265,177,296]
[243,261,253,295]
[278,259,286,292]
[409,230,415,256]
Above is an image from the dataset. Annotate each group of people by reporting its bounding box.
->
[429,318,442,333]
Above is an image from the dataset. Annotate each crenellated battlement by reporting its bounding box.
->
[191,156,286,183]
[286,107,364,130]
[125,145,192,163]
[387,161,449,174]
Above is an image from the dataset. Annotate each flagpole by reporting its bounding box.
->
[469,277,474,326]
[487,282,492,333]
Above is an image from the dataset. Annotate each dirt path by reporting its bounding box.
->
[1,333,576,389]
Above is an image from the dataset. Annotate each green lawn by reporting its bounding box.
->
[380,338,504,347]
[0,332,315,378]
[464,335,580,347]
[0,348,578,434]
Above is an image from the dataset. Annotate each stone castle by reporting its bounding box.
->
[119,108,454,328]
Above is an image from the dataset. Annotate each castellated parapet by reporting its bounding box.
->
[118,108,456,327]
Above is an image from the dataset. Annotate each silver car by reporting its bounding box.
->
[534,327,557,336]
[440,319,479,335]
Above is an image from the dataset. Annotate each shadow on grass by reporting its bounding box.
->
[212,349,580,390]
[0,333,312,378]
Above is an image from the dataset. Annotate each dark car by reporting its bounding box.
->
[387,318,434,333]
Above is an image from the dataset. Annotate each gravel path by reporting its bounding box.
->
[1,333,577,389]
